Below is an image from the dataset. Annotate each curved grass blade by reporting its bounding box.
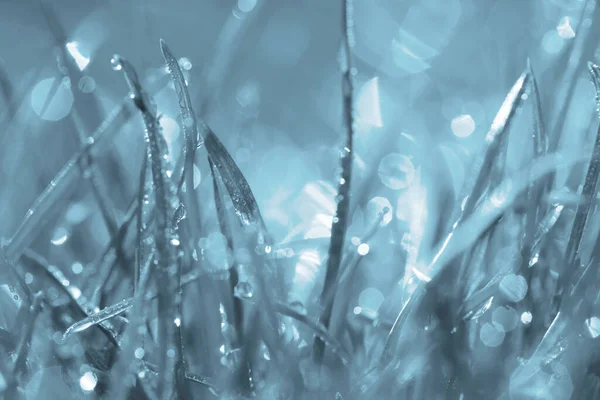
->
[382,151,588,361]
[115,55,181,399]
[62,297,134,341]
[159,40,203,246]
[428,69,529,277]
[21,249,123,347]
[313,0,356,364]
[160,39,271,247]
[561,62,600,290]
[3,75,169,265]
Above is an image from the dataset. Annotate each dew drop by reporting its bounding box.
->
[110,54,123,71]
[79,371,97,392]
[357,243,370,256]
[586,316,600,338]
[134,348,145,359]
[521,311,533,325]
[51,227,69,246]
[234,281,254,299]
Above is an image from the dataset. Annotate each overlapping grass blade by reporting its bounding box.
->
[313,0,356,364]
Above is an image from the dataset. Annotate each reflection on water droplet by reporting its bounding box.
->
[234,281,253,299]
[110,54,123,71]
[193,164,202,189]
[586,316,600,338]
[51,227,69,246]
[357,77,383,128]
[451,114,475,138]
[378,153,415,190]
[521,311,533,325]
[79,371,97,392]
[31,78,74,121]
[357,243,370,255]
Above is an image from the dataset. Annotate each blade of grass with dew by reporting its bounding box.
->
[1,79,170,265]
[161,40,271,246]
[382,151,589,361]
[560,62,600,292]
[158,41,203,248]
[21,249,123,348]
[115,55,181,399]
[41,2,129,212]
[313,0,356,364]
[427,69,529,290]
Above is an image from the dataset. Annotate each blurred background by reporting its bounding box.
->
[0,0,598,373]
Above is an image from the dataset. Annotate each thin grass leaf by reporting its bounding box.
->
[561,62,600,290]
[313,0,356,364]
[161,39,271,246]
[383,151,587,361]
[62,297,134,341]
[3,76,169,265]
[428,69,530,280]
[21,249,123,347]
[115,54,181,399]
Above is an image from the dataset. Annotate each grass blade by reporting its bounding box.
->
[314,0,356,364]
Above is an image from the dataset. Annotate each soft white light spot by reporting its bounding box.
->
[51,227,69,246]
[357,243,370,256]
[378,153,415,190]
[72,262,83,275]
[69,287,81,300]
[193,164,202,189]
[499,274,528,302]
[542,29,565,54]
[357,77,383,128]
[66,42,90,71]
[159,115,180,152]
[586,316,600,338]
[557,16,576,39]
[134,348,145,359]
[358,288,384,312]
[78,76,96,93]
[174,317,181,327]
[451,114,475,138]
[31,78,74,121]
[79,371,97,392]
[179,57,192,70]
[66,203,90,225]
[480,323,505,347]
[521,311,533,325]
[238,0,257,13]
[412,267,431,283]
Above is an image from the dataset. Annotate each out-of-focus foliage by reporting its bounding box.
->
[2,0,600,399]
